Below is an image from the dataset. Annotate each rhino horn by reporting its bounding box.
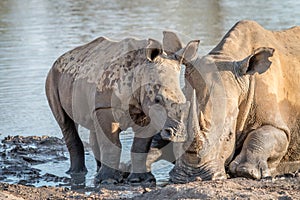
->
[187,89,202,143]
[200,111,210,132]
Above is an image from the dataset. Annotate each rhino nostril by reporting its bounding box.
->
[154,95,164,105]
[161,128,174,140]
[165,128,174,137]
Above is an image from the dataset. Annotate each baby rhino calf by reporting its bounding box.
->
[45,33,199,184]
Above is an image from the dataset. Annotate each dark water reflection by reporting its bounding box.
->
[0,0,299,187]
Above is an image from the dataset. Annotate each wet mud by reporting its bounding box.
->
[0,135,300,199]
[0,135,70,186]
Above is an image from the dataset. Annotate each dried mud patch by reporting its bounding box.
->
[1,177,300,199]
[133,177,300,199]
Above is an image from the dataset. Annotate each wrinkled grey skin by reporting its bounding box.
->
[168,20,300,183]
[146,21,300,183]
[144,33,200,173]
[45,34,199,185]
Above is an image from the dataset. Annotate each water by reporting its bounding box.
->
[0,0,299,187]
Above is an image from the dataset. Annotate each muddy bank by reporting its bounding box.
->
[0,135,300,199]
[0,135,71,186]
[1,176,300,199]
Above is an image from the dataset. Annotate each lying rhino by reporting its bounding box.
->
[45,34,198,184]
[167,20,300,183]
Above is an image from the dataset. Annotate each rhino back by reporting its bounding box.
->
[48,37,148,128]
[273,26,300,162]
[54,37,147,90]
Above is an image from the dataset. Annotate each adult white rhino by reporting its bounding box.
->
[167,20,300,183]
[45,34,198,184]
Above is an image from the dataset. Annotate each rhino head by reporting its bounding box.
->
[168,31,275,183]
[130,34,200,143]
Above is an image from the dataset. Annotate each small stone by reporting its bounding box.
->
[144,187,152,193]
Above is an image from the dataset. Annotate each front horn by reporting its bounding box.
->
[185,89,205,152]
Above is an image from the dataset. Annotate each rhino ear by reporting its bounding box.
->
[239,47,275,75]
[146,38,163,62]
[176,40,200,64]
[163,31,183,55]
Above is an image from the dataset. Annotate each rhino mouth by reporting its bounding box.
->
[169,162,203,183]
[169,159,227,183]
[160,118,186,142]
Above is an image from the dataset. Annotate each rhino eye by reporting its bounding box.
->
[174,54,179,60]
[154,94,164,105]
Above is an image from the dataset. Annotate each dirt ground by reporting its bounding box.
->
[0,136,300,199]
[1,176,300,199]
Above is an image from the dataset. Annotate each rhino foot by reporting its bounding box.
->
[66,166,87,175]
[94,164,123,185]
[229,126,289,179]
[229,158,271,180]
[127,172,156,186]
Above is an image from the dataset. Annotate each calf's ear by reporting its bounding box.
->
[146,39,163,62]
[239,47,275,75]
[176,40,200,64]
[163,31,183,55]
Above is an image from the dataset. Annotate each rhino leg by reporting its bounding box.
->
[146,133,175,172]
[93,109,123,184]
[89,131,101,172]
[46,74,87,175]
[146,149,163,173]
[229,125,288,179]
[127,136,156,185]
[63,118,87,174]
